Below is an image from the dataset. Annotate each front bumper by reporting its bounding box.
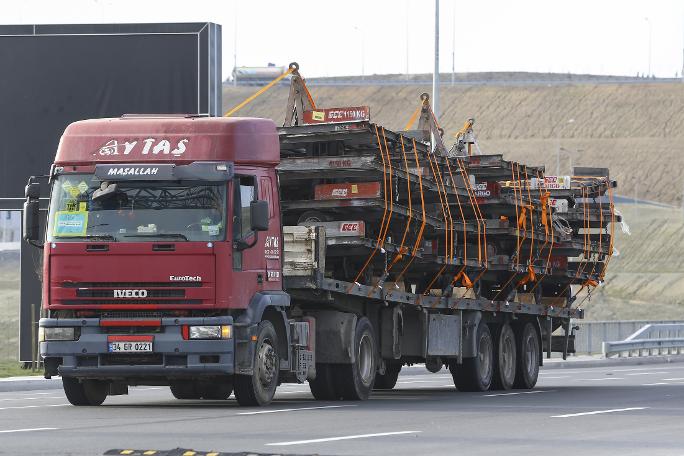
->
[39,316,235,379]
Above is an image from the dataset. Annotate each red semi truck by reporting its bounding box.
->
[24,109,611,406]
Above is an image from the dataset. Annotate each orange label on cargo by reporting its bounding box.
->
[303,106,370,124]
[314,182,381,200]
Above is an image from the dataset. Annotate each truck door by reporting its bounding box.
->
[232,175,266,303]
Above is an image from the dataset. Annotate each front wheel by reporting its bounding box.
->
[62,377,107,406]
[234,321,279,406]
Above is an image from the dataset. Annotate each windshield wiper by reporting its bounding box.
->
[55,234,117,241]
[123,233,189,241]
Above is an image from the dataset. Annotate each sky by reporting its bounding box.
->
[4,0,684,79]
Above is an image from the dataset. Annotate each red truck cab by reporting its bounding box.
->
[32,115,299,406]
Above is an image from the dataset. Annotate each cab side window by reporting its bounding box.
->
[233,176,256,241]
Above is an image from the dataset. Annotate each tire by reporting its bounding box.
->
[200,380,233,400]
[309,363,341,400]
[297,210,332,224]
[374,363,401,390]
[234,321,279,406]
[491,323,517,390]
[62,377,107,406]
[513,322,540,389]
[337,317,377,400]
[170,381,201,399]
[450,321,494,392]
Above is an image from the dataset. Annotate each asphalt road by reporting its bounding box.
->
[1,362,684,456]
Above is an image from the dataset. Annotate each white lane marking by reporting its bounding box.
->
[276,390,311,395]
[626,372,669,376]
[396,380,446,384]
[577,377,624,381]
[0,396,63,402]
[238,405,355,415]
[538,376,569,379]
[612,366,684,373]
[0,404,68,411]
[643,383,670,386]
[0,427,58,434]
[484,390,555,397]
[662,378,684,381]
[552,407,648,418]
[266,430,422,446]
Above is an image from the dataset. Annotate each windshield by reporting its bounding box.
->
[47,174,226,242]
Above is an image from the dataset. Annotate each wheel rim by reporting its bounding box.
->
[478,333,492,380]
[358,333,374,385]
[524,332,537,376]
[501,331,515,382]
[257,338,277,388]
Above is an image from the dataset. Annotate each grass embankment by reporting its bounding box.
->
[0,361,42,378]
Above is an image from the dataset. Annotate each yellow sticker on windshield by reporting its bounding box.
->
[65,199,78,212]
[79,202,87,211]
[53,211,88,237]
[61,180,74,194]
[77,181,88,194]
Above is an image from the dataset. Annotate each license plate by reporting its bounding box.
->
[108,341,152,353]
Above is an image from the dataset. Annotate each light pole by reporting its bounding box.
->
[354,26,365,81]
[433,0,440,118]
[451,0,456,86]
[645,17,652,76]
[405,0,410,81]
[555,118,575,175]
[559,147,584,176]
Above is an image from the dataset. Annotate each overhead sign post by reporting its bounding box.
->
[0,22,222,361]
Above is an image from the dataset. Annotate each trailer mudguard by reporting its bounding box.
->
[308,310,357,364]
[461,311,483,359]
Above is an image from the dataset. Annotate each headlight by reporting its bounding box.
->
[42,327,79,341]
[189,325,231,340]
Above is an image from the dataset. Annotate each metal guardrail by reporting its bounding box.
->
[602,324,684,358]
[573,320,684,355]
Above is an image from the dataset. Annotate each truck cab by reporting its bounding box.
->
[27,115,309,406]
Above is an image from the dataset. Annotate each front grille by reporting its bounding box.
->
[60,299,201,305]
[101,354,163,366]
[100,311,166,319]
[76,289,185,298]
[62,281,203,288]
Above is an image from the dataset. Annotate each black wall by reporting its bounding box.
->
[0,22,222,361]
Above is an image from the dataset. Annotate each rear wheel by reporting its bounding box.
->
[450,321,493,392]
[374,363,401,390]
[513,322,540,389]
[309,363,340,400]
[337,317,377,400]
[492,323,517,390]
[234,321,279,406]
[62,377,107,406]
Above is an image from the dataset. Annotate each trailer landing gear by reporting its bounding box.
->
[234,320,280,406]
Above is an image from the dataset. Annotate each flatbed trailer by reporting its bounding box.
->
[25,64,618,406]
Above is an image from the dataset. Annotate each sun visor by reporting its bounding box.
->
[93,162,233,181]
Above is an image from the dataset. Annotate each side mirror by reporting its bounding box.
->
[250,200,269,231]
[23,199,40,242]
[25,182,40,200]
